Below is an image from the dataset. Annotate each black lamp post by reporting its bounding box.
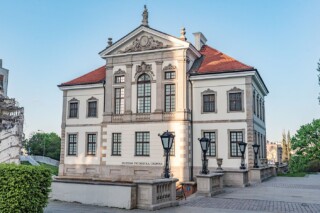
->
[198,137,211,174]
[252,144,260,168]
[159,130,175,178]
[238,142,247,169]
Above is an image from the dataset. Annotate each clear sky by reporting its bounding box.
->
[0,0,319,142]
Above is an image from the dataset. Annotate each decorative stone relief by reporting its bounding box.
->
[134,62,154,79]
[118,36,171,53]
[163,64,177,71]
[229,87,242,92]
[114,68,126,75]
[201,88,215,94]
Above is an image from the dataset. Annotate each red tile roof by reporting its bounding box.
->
[196,45,254,74]
[59,66,106,86]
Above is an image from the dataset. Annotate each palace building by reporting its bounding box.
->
[58,6,269,183]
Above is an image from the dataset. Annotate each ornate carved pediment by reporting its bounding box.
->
[114,68,126,75]
[163,63,177,71]
[134,62,154,79]
[88,96,98,101]
[229,87,242,92]
[118,35,171,53]
[69,98,79,102]
[201,88,216,94]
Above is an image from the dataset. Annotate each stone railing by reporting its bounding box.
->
[249,166,276,184]
[133,178,179,210]
[196,173,224,196]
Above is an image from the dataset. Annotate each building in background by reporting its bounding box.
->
[0,60,24,163]
[58,6,268,182]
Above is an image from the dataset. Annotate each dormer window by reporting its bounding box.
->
[115,75,125,83]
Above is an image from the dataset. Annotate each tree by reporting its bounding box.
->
[287,131,291,160]
[290,119,320,172]
[24,132,61,160]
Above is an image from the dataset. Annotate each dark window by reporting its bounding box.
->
[165,71,175,80]
[259,99,262,120]
[88,101,97,117]
[115,75,125,83]
[115,88,124,114]
[203,94,215,112]
[165,84,175,112]
[68,134,77,155]
[230,131,243,157]
[262,102,265,122]
[204,132,216,156]
[257,95,260,118]
[87,134,97,155]
[69,102,78,118]
[137,74,151,113]
[253,91,256,115]
[135,132,150,156]
[112,133,121,156]
[229,92,242,111]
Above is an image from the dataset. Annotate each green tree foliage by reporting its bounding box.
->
[0,164,52,213]
[24,132,61,160]
[290,119,320,172]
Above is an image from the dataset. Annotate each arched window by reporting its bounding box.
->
[137,74,151,113]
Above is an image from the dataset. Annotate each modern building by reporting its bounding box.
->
[58,6,269,182]
[0,59,24,164]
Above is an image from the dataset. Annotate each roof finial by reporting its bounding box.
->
[142,5,149,27]
[180,27,186,41]
[108,38,113,46]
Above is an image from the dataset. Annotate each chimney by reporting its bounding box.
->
[193,32,207,51]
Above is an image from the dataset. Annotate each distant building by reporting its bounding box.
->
[0,60,24,163]
[58,7,269,182]
[266,141,280,164]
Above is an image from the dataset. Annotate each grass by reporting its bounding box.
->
[20,161,58,176]
[278,172,307,177]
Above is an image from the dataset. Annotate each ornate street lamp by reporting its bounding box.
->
[159,131,175,178]
[252,144,260,168]
[238,141,247,169]
[198,137,211,174]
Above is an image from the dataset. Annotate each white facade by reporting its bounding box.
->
[58,8,268,182]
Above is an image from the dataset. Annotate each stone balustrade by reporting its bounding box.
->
[196,173,224,197]
[133,178,179,210]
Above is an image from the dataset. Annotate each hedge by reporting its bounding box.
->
[0,164,52,213]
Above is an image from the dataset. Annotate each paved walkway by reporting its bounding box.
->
[45,173,320,213]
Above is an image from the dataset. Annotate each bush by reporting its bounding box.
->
[306,160,320,172]
[0,164,52,213]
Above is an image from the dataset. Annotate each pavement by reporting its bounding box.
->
[45,173,320,213]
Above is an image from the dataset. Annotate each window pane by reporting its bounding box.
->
[137,74,151,113]
[203,94,215,112]
[69,102,78,118]
[165,84,175,112]
[115,88,124,114]
[112,133,121,155]
[229,92,242,111]
[88,101,97,117]
[230,131,243,157]
[204,132,216,156]
[68,134,77,155]
[135,132,150,156]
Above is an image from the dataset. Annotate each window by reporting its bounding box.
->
[68,134,77,155]
[87,134,97,155]
[135,132,150,156]
[262,102,265,122]
[112,133,121,156]
[88,101,97,117]
[230,131,243,157]
[203,94,215,112]
[257,95,260,118]
[69,102,78,118]
[203,132,216,157]
[137,74,151,113]
[115,88,124,114]
[253,91,256,115]
[165,84,175,112]
[165,71,175,80]
[229,92,242,111]
[115,75,125,83]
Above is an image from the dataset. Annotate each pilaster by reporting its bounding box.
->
[105,65,114,120]
[125,64,133,114]
[155,61,163,112]
[245,76,254,168]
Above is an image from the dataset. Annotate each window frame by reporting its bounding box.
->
[202,131,217,157]
[164,84,176,112]
[135,132,150,156]
[201,89,217,114]
[137,74,151,114]
[86,133,97,156]
[68,99,79,119]
[114,75,125,84]
[87,98,98,118]
[164,71,176,80]
[67,133,78,156]
[228,130,244,158]
[112,133,122,156]
[227,90,244,112]
[114,87,125,114]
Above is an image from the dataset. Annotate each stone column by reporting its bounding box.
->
[155,61,163,113]
[245,76,254,168]
[125,64,133,114]
[59,90,67,176]
[104,65,113,122]
[177,57,187,113]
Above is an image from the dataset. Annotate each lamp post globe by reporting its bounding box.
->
[159,131,175,178]
[252,144,260,168]
[198,137,211,174]
[238,141,247,169]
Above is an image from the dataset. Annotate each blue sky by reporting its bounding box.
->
[0,0,319,142]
